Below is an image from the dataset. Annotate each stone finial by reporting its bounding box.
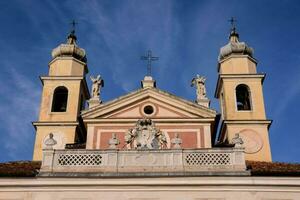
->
[191,75,210,107]
[44,133,57,149]
[88,75,104,108]
[141,76,156,88]
[231,133,244,148]
[108,133,120,149]
[171,133,182,149]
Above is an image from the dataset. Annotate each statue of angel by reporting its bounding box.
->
[191,74,207,101]
[90,75,104,98]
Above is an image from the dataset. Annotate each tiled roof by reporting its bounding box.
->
[0,161,41,177]
[0,160,299,177]
[246,161,300,176]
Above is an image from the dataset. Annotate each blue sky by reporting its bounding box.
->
[0,0,299,163]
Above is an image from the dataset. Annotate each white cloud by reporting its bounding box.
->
[0,67,40,160]
[71,0,177,93]
[272,72,300,118]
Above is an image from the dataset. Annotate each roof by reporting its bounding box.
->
[0,160,299,177]
[81,87,218,119]
[246,161,300,176]
[0,161,41,177]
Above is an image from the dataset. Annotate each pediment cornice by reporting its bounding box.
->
[81,88,217,119]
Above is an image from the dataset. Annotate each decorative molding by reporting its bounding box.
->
[82,88,217,119]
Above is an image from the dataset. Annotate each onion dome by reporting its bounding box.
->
[51,30,87,63]
[218,27,254,62]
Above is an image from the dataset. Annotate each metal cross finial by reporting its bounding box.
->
[141,50,159,76]
[228,17,237,30]
[70,20,78,34]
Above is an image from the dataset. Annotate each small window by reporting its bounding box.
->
[143,105,154,115]
[51,86,68,112]
[236,84,251,111]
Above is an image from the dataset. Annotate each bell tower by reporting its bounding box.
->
[32,28,90,160]
[215,22,272,161]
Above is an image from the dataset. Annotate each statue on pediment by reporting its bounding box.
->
[88,75,104,108]
[191,74,207,102]
[125,119,167,149]
[90,75,104,99]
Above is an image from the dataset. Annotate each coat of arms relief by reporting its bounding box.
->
[125,119,167,149]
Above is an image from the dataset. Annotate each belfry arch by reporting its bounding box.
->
[235,84,251,111]
[51,86,69,112]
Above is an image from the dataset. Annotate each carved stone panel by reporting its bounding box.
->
[125,119,167,149]
[239,129,263,154]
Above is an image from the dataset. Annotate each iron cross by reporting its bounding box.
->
[70,20,78,34]
[228,17,237,29]
[141,50,159,76]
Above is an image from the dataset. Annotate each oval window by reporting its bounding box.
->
[143,105,154,115]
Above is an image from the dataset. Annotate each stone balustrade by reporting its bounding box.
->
[39,147,249,176]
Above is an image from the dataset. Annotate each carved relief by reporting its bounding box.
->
[239,129,263,154]
[125,119,167,149]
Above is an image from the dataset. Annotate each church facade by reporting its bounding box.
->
[32,24,271,163]
[0,24,299,200]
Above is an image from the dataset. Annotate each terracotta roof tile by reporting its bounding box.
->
[0,161,41,177]
[247,161,300,176]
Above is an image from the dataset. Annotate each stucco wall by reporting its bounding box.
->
[0,177,299,200]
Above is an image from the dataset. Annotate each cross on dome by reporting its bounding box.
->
[67,20,78,45]
[70,19,78,34]
[228,17,239,42]
[228,17,237,30]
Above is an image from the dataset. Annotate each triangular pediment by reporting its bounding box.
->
[81,88,217,119]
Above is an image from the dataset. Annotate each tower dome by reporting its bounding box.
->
[218,27,253,62]
[51,30,87,63]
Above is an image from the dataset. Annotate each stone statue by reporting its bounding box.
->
[231,133,244,148]
[108,133,120,149]
[191,75,207,102]
[125,119,167,150]
[171,133,182,149]
[90,75,104,99]
[44,133,57,149]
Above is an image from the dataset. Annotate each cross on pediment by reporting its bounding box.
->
[141,50,159,76]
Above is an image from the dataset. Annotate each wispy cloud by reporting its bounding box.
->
[68,0,178,92]
[0,67,40,161]
[272,66,300,118]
